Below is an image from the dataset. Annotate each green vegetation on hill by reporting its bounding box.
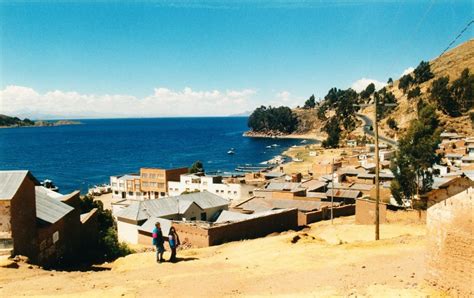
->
[0,114,35,127]
[247,105,298,134]
[430,68,474,117]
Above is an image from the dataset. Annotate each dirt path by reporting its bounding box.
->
[0,217,445,297]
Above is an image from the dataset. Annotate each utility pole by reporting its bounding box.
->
[355,95,396,241]
[373,98,380,240]
[331,157,334,224]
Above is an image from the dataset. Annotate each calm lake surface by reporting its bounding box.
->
[0,117,313,193]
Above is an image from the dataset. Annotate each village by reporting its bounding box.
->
[0,129,473,296]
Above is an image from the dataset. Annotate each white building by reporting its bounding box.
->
[110,174,146,201]
[168,174,255,202]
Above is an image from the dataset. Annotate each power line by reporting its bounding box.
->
[439,19,474,57]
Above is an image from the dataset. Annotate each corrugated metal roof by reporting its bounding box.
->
[35,186,74,224]
[300,180,327,191]
[266,182,302,191]
[325,189,361,199]
[215,210,251,223]
[236,197,325,213]
[0,171,29,200]
[116,191,229,221]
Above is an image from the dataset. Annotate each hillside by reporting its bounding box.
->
[375,39,474,138]
[0,216,444,297]
[0,114,81,128]
[256,39,473,143]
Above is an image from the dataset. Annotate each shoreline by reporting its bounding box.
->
[243,131,324,142]
[0,121,82,129]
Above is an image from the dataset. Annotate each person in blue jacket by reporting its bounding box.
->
[152,222,165,263]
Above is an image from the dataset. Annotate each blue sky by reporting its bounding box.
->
[0,0,472,118]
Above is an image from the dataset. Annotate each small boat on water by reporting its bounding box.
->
[266,145,272,149]
[227,148,235,155]
[271,144,280,147]
[41,179,59,192]
[301,139,308,144]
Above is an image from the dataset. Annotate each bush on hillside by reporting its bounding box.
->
[303,94,316,109]
[407,86,421,99]
[413,61,434,84]
[399,74,413,94]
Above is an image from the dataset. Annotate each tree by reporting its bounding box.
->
[450,68,474,112]
[360,83,375,99]
[398,74,413,94]
[387,117,398,130]
[387,78,393,86]
[247,105,298,133]
[391,103,441,205]
[430,76,460,117]
[79,195,133,262]
[189,160,204,174]
[322,117,341,148]
[413,60,434,84]
[303,94,316,109]
[407,86,421,99]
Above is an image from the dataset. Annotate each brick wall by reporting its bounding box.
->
[426,188,474,297]
[10,176,38,260]
[0,201,11,235]
[355,199,387,225]
[138,209,299,248]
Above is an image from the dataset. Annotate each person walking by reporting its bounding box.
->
[153,222,165,263]
[168,226,180,262]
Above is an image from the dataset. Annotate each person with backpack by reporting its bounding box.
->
[168,226,180,262]
[152,222,165,263]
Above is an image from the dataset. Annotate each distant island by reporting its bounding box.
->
[0,114,81,128]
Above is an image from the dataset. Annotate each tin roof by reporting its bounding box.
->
[325,189,361,199]
[116,191,229,221]
[35,186,74,224]
[0,171,32,200]
[236,197,326,213]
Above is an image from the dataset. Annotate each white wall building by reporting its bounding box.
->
[168,174,254,202]
[110,174,147,201]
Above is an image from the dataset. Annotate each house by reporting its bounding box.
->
[0,170,98,266]
[445,153,463,166]
[440,131,463,142]
[324,189,361,204]
[346,139,357,147]
[136,208,299,248]
[426,187,473,297]
[110,174,144,200]
[0,171,38,260]
[116,191,229,244]
[423,176,474,207]
[140,167,188,199]
[312,160,342,177]
[167,173,255,201]
[253,182,306,199]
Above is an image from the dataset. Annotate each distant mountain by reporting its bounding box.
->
[228,111,252,117]
[0,114,81,128]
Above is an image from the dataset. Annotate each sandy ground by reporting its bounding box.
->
[0,216,446,297]
[281,145,347,175]
[92,193,115,210]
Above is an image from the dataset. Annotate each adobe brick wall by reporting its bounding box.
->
[207,209,299,246]
[0,201,11,235]
[139,209,299,248]
[80,208,99,251]
[355,199,387,225]
[386,209,426,224]
[426,188,474,297]
[10,176,38,260]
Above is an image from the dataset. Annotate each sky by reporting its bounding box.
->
[0,0,472,119]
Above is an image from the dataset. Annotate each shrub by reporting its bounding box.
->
[407,86,421,99]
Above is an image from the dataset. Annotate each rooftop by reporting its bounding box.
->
[35,186,74,224]
[0,170,32,200]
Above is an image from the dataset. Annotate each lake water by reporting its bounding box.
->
[0,117,313,193]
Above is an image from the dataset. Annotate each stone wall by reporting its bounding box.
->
[426,187,474,297]
[0,201,11,235]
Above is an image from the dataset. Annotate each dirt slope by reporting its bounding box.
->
[0,217,447,297]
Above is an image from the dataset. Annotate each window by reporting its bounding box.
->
[114,191,119,195]
[160,192,165,197]
[200,212,207,221]
[234,191,237,195]
[112,182,117,187]
[190,217,196,221]
[128,191,133,196]
[154,192,159,197]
